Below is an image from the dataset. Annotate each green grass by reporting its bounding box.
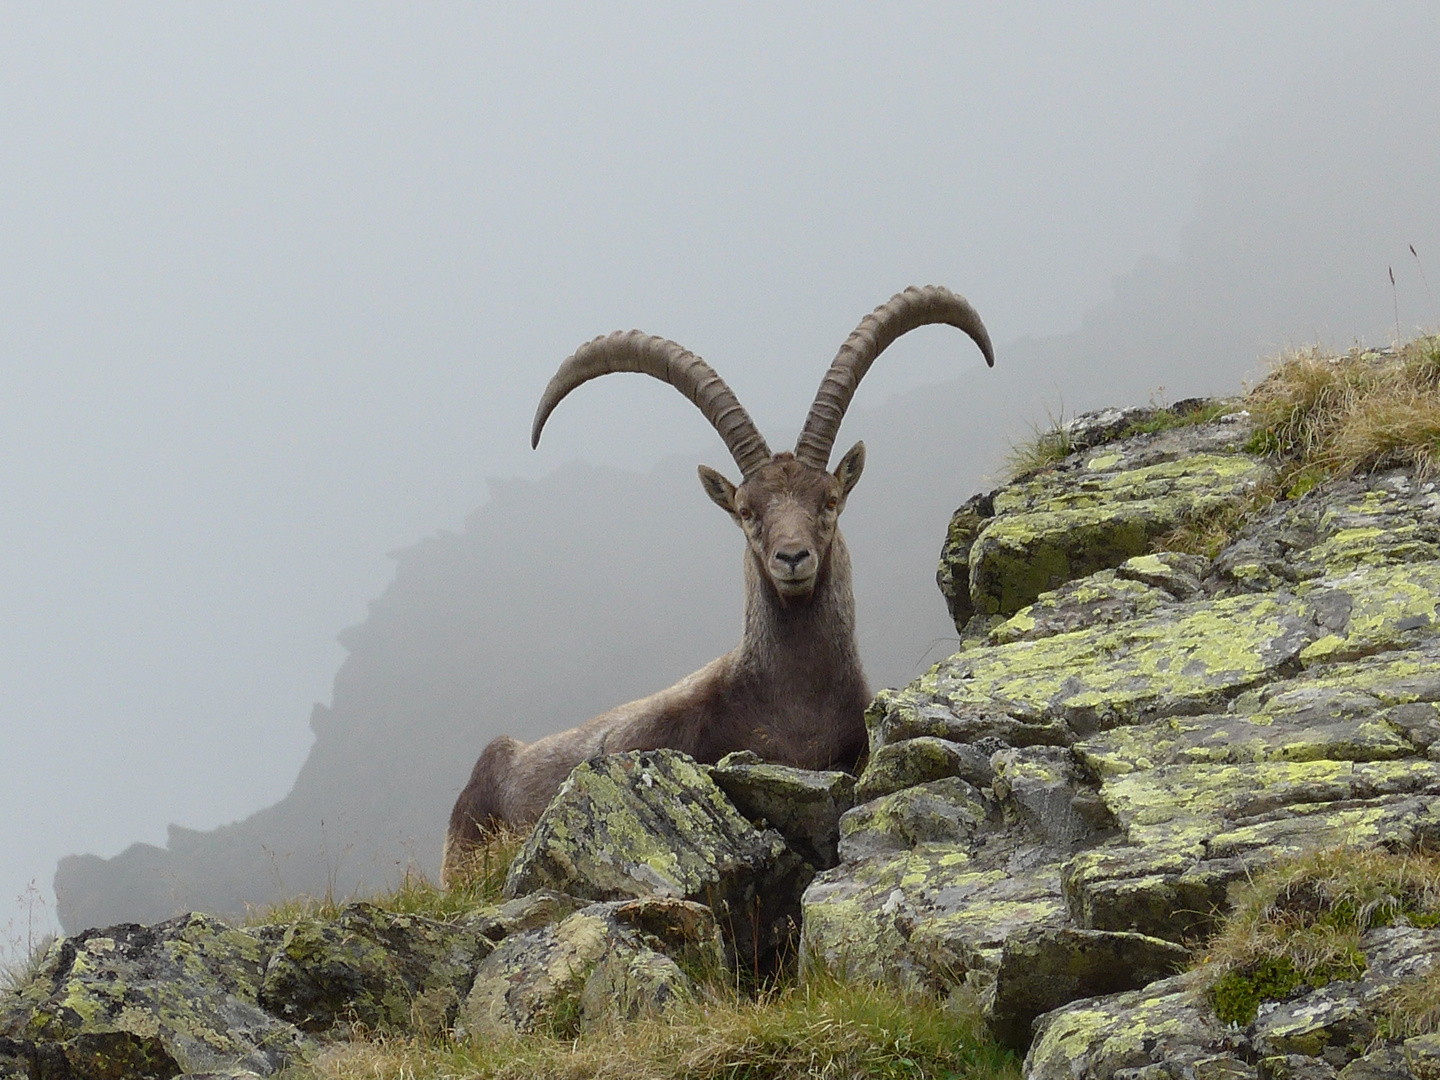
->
[301,974,1018,1080]
[1005,413,1074,480]
[1196,847,1440,1026]
[1118,399,1241,438]
[251,827,1016,1080]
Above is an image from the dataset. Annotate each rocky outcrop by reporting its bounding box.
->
[16,394,1440,1079]
[461,896,725,1038]
[803,405,1440,1061]
[0,891,720,1078]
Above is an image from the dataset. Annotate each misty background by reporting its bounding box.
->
[3,4,1438,935]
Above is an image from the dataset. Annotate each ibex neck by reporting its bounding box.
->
[737,532,861,679]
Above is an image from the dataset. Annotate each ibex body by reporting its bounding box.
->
[443,286,993,879]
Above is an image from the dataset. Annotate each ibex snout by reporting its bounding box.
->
[770,544,818,597]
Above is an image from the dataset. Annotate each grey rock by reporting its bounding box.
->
[838,777,997,861]
[709,751,856,869]
[503,749,808,974]
[989,926,1189,1049]
[462,897,725,1038]
[854,736,994,802]
[257,901,492,1034]
[0,913,312,1078]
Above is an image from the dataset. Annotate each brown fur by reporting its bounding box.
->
[442,446,871,882]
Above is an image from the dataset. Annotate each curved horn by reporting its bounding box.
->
[531,330,773,476]
[794,285,995,469]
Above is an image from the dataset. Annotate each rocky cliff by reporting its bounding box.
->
[12,345,1440,1080]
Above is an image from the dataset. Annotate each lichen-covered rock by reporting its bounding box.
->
[989,926,1189,1049]
[1022,972,1238,1080]
[992,745,1114,848]
[708,751,856,869]
[463,889,586,942]
[801,844,1070,996]
[938,490,996,629]
[461,897,724,1038]
[819,405,1440,1067]
[504,749,807,971]
[0,913,312,1078]
[838,777,998,862]
[966,450,1271,619]
[1023,927,1440,1080]
[257,902,493,1034]
[869,590,1318,752]
[938,408,1255,630]
[854,735,996,802]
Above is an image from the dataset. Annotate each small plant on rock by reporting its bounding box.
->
[1198,847,1440,1026]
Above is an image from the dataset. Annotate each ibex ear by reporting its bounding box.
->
[698,465,738,515]
[834,441,865,498]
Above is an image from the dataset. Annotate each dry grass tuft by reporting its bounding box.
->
[246,826,528,927]
[1198,847,1440,1025]
[1246,337,1440,479]
[1379,966,1440,1040]
[1005,413,1074,480]
[1151,481,1279,560]
[302,975,1017,1080]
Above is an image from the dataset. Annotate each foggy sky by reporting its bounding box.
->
[3,3,1437,943]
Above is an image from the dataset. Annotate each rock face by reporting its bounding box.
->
[803,406,1440,1059]
[0,913,314,1078]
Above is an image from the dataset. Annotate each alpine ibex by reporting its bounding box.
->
[442,286,993,878]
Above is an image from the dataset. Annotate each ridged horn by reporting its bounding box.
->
[532,329,773,476]
[794,285,994,469]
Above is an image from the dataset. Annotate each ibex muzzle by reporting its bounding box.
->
[443,286,993,879]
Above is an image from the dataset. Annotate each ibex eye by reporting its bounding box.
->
[825,497,838,510]
[739,507,753,520]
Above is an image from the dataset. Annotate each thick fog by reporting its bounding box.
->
[3,4,1438,940]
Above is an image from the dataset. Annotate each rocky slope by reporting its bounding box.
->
[11,390,1440,1080]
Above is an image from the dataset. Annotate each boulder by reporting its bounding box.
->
[504,749,809,973]
[257,901,493,1034]
[817,408,1440,1062]
[0,913,312,1078]
[963,450,1271,620]
[1023,927,1440,1080]
[853,736,995,803]
[461,897,724,1037]
[708,751,856,869]
[988,925,1188,1049]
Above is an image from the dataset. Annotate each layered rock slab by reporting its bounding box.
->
[258,901,495,1034]
[817,406,1440,1060]
[708,751,856,870]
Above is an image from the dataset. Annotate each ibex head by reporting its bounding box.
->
[531,286,994,604]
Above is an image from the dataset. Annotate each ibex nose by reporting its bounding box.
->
[776,549,812,573]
